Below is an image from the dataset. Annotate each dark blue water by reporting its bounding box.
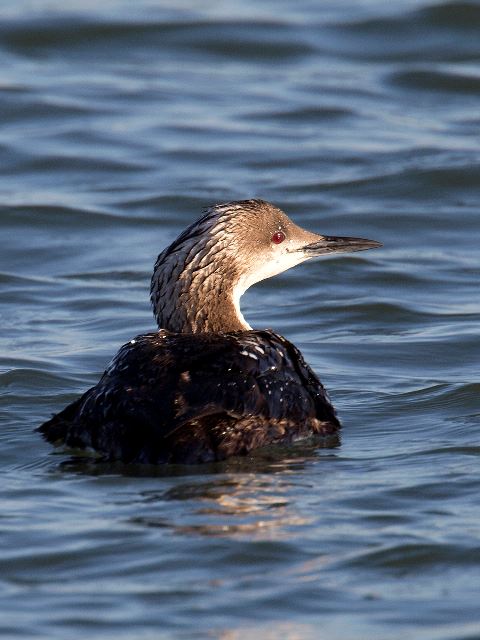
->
[1,1,479,638]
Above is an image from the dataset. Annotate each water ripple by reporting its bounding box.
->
[391,69,480,95]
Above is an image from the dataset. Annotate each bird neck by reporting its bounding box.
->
[150,251,250,333]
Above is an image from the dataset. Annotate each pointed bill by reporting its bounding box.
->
[302,235,382,256]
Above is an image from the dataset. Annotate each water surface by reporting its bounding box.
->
[1,1,479,638]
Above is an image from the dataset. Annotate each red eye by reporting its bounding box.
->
[271,231,285,244]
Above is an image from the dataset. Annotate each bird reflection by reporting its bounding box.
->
[127,447,338,539]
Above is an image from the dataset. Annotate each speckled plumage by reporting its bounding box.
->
[38,330,339,464]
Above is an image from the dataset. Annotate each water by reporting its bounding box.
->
[1,0,479,638]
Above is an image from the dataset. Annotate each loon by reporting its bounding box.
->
[38,199,381,464]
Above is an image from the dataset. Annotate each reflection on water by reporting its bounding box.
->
[136,474,313,539]
[62,444,339,539]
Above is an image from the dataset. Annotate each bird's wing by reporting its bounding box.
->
[38,330,337,462]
